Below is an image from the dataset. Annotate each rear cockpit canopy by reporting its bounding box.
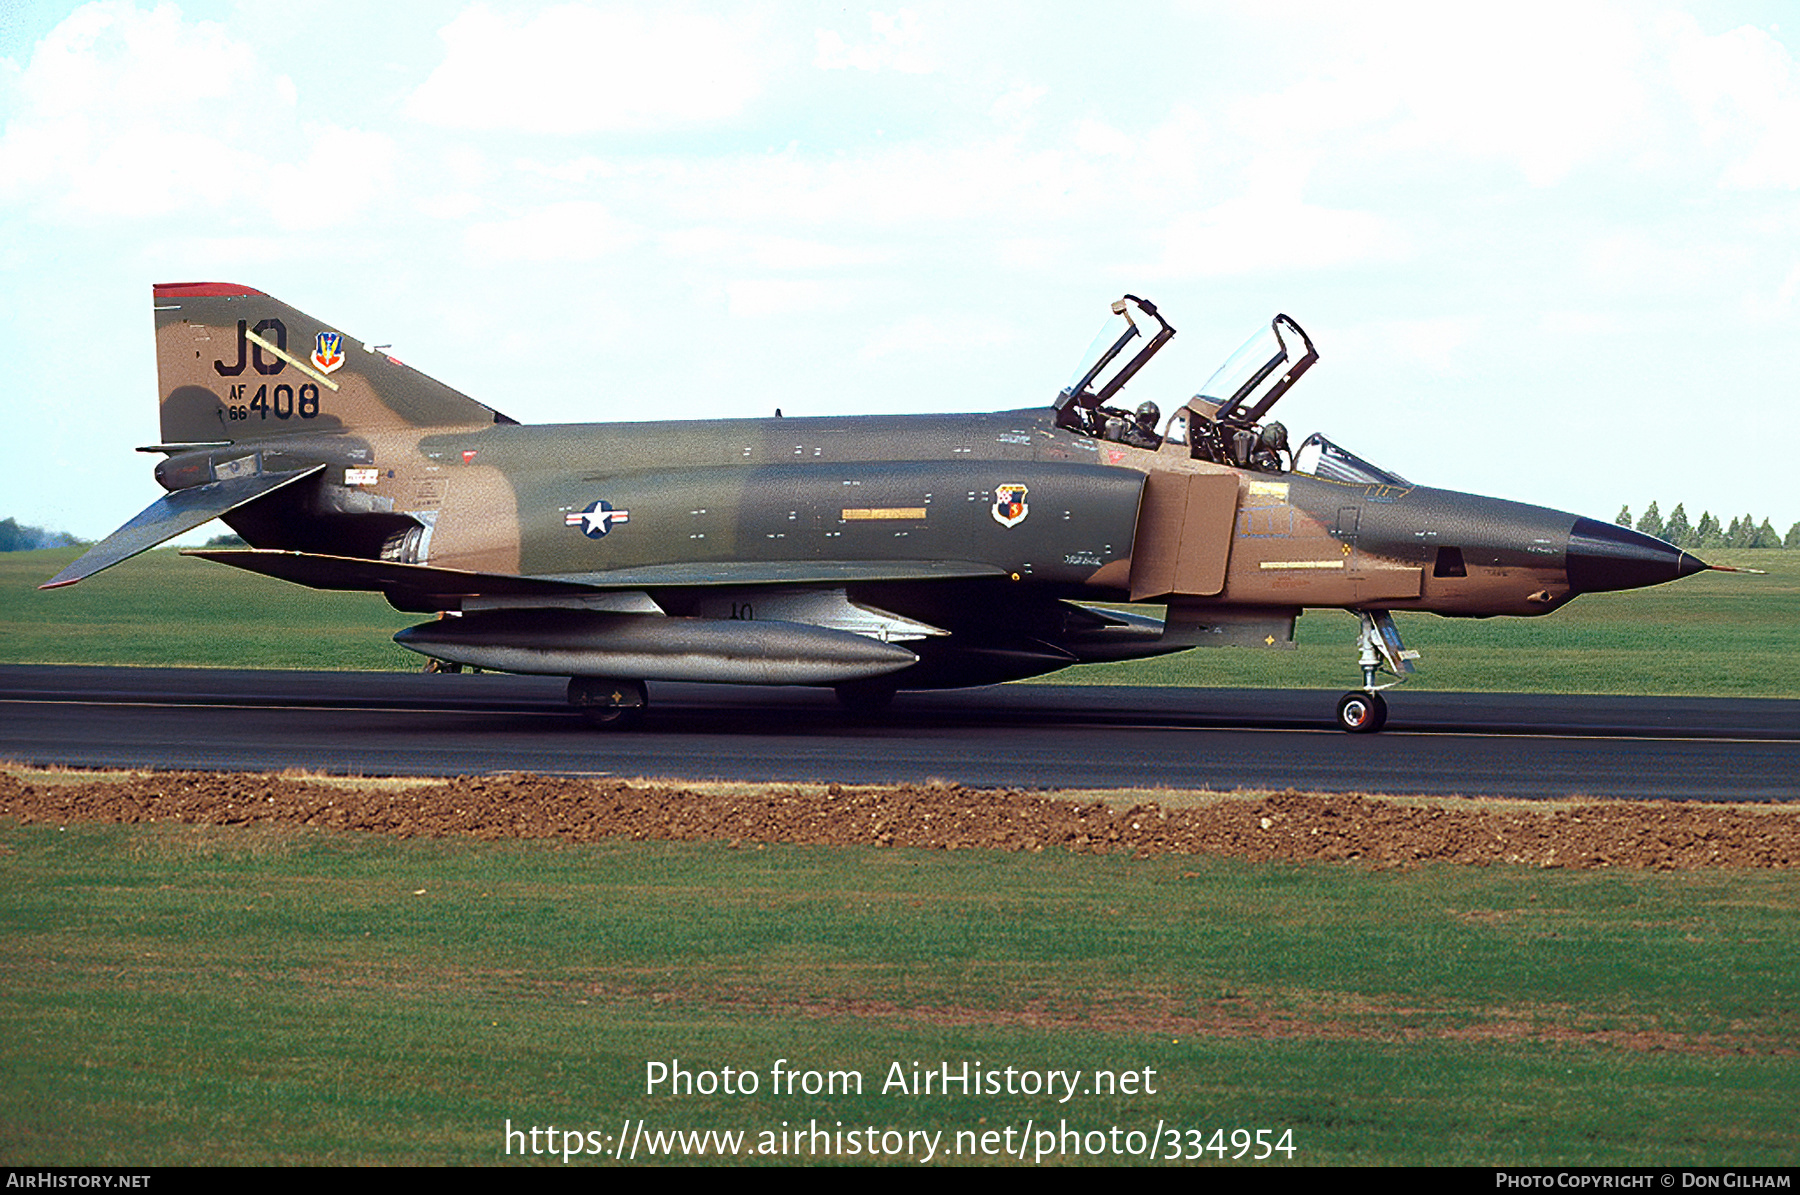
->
[1196,314,1317,427]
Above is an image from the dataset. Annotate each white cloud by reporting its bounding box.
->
[858,312,1021,360]
[722,277,845,319]
[814,9,931,74]
[407,5,769,135]
[1333,316,1484,378]
[661,227,894,271]
[463,200,639,261]
[0,1,399,231]
[0,1,271,217]
[989,84,1047,126]
[264,127,397,231]
[1146,156,1409,278]
[1663,14,1800,190]
[1224,1,1652,187]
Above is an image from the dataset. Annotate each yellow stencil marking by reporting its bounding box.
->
[842,508,928,520]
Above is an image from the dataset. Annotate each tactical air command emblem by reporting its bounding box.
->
[312,331,345,375]
[566,500,630,538]
[991,483,1029,528]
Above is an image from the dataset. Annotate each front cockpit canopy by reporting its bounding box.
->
[1053,295,1175,438]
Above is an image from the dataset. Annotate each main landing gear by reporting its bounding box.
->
[1335,611,1416,734]
[568,676,647,730]
[834,679,897,716]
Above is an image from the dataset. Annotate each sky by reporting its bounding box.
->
[1,0,1796,542]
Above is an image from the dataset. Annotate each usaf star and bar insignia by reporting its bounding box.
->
[566,500,631,538]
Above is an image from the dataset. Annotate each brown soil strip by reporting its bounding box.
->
[2,770,1795,869]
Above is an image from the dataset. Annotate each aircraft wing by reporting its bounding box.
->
[41,466,326,590]
[182,548,1009,598]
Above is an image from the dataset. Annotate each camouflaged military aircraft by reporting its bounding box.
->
[44,284,1728,732]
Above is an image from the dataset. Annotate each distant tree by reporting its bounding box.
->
[1735,513,1759,549]
[205,533,247,547]
[1787,522,1800,549]
[1615,504,1632,527]
[1725,515,1745,547]
[1752,518,1782,549]
[0,517,79,552]
[1663,504,1692,547]
[1636,501,1663,540]
[1695,512,1721,549]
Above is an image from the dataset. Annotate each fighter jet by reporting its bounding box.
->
[44,284,1730,732]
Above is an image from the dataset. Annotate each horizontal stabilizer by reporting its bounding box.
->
[40,466,325,589]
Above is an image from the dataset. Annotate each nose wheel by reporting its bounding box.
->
[1335,611,1416,733]
[1335,690,1388,734]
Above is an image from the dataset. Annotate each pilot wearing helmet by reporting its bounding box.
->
[1103,400,1163,449]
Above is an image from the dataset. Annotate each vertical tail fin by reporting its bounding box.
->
[153,282,515,445]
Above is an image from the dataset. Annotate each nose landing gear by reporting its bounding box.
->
[1336,611,1416,734]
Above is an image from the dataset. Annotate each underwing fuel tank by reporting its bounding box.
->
[393,609,918,684]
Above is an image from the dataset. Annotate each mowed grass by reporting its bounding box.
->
[3,546,1797,696]
[2,546,417,671]
[1059,548,1800,696]
[2,820,1796,1166]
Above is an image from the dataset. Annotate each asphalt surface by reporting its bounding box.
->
[2,665,1795,800]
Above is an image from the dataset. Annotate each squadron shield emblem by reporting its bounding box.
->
[311,331,345,375]
[565,500,630,538]
[991,483,1029,528]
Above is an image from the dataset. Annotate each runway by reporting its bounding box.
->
[1,664,1795,800]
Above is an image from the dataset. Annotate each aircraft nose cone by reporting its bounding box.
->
[1565,517,1708,595]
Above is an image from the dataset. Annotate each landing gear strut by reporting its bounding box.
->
[568,676,647,730]
[1335,611,1415,734]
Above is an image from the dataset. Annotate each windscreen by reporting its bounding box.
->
[1293,433,1409,486]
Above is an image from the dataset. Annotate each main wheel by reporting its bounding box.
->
[567,677,648,730]
[834,680,897,716]
[1335,690,1387,734]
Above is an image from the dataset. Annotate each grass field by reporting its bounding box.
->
[4,546,1796,1167]
[4,545,1798,696]
[2,817,1796,1167]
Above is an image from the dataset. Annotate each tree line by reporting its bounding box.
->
[1616,503,1798,550]
[0,518,80,552]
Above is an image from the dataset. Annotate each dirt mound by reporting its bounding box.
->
[0,770,1794,868]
